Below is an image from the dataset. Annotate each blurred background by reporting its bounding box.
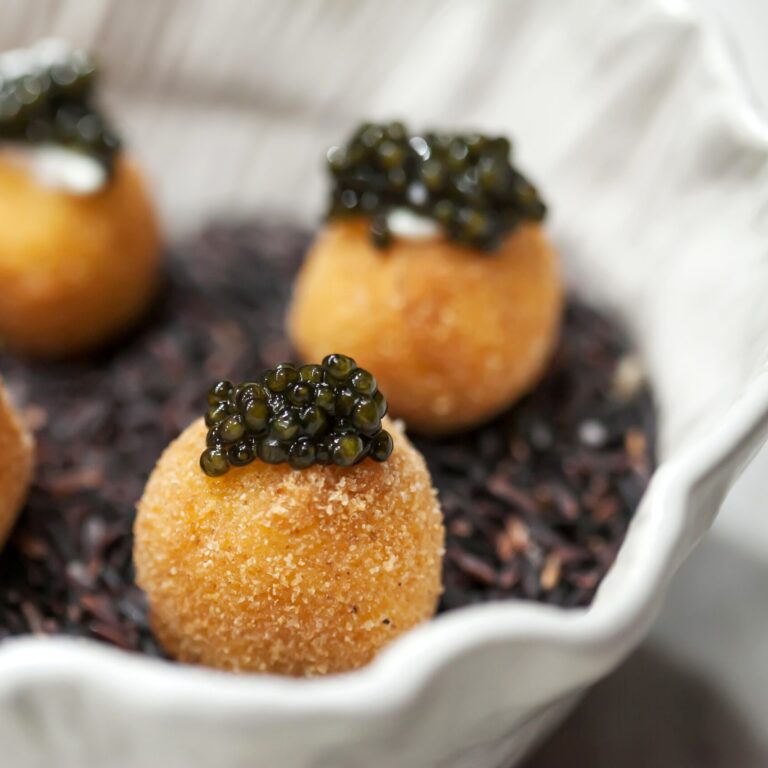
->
[1,1,766,765]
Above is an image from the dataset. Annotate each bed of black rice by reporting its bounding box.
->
[0,222,655,655]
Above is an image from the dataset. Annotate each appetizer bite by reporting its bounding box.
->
[0,40,160,357]
[134,356,444,676]
[289,122,562,433]
[0,379,33,550]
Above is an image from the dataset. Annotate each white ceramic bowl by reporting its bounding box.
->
[1,1,768,766]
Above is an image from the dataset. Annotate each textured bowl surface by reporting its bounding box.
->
[1,1,768,766]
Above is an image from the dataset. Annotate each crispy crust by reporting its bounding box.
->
[288,219,562,433]
[0,152,160,357]
[0,380,33,549]
[134,416,444,676]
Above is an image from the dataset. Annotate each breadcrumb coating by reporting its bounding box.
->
[288,219,562,433]
[0,151,160,357]
[0,380,33,549]
[134,416,444,676]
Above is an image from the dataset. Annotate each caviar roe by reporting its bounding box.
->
[326,121,547,251]
[200,355,393,475]
[0,41,120,174]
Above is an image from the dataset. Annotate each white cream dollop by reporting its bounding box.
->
[386,208,441,239]
[4,144,107,195]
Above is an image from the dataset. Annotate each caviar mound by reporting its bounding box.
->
[0,380,33,550]
[201,355,392,475]
[0,152,160,357]
[289,218,562,434]
[326,121,546,251]
[134,416,444,676]
[0,41,119,173]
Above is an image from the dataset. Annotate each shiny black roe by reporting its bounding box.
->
[200,355,393,476]
[0,44,120,174]
[326,121,547,252]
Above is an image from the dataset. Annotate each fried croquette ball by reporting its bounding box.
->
[0,379,33,549]
[288,219,562,434]
[134,416,444,676]
[0,152,160,357]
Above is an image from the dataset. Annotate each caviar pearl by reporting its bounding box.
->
[200,448,228,477]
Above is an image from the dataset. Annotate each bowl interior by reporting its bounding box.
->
[1,1,768,765]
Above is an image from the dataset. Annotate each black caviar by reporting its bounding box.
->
[200,355,393,475]
[0,41,120,174]
[326,121,546,251]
